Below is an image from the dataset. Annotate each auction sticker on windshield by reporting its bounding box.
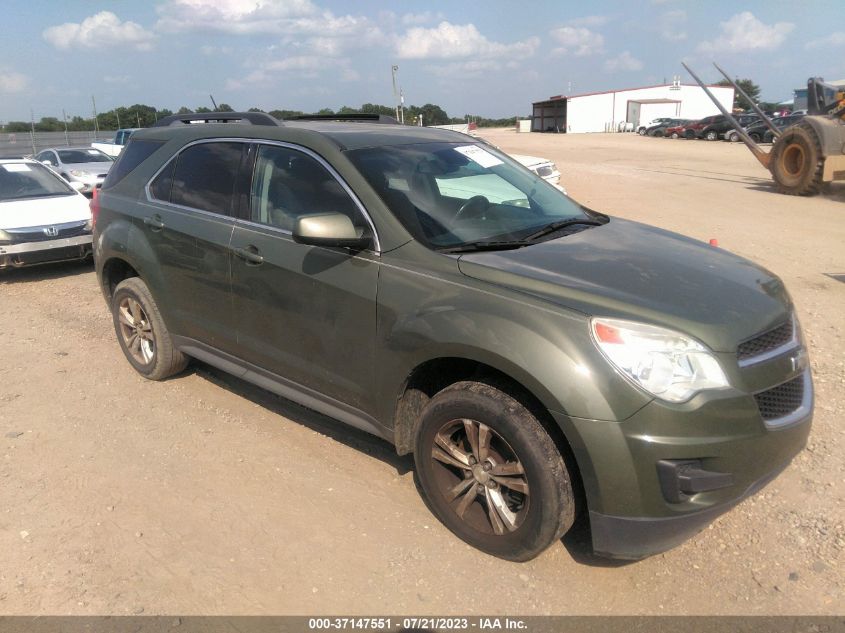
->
[454,145,503,168]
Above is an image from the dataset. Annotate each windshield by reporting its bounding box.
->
[348,142,592,249]
[0,162,76,201]
[57,149,114,164]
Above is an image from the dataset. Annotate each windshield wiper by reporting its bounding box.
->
[438,239,532,254]
[522,218,604,242]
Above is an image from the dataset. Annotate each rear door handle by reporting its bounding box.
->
[233,245,264,266]
[143,215,165,231]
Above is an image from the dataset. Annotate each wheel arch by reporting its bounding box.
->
[392,354,591,519]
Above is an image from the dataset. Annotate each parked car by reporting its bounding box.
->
[637,117,674,135]
[645,119,688,137]
[699,114,760,141]
[94,112,812,562]
[723,114,762,142]
[509,154,566,193]
[762,114,806,143]
[742,115,805,144]
[35,147,114,194]
[664,121,692,139]
[0,158,93,269]
[91,128,141,157]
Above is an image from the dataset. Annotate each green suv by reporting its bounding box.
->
[93,112,812,561]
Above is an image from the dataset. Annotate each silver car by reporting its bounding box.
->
[35,147,114,194]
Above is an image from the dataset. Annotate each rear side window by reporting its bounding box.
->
[102,139,163,190]
[170,142,244,215]
[149,159,176,202]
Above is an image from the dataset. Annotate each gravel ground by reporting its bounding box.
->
[0,130,842,615]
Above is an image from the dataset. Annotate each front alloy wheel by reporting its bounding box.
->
[431,418,530,535]
[414,381,575,561]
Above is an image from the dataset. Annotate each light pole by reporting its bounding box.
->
[391,65,400,122]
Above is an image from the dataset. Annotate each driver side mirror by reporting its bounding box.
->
[41,160,53,166]
[292,213,371,250]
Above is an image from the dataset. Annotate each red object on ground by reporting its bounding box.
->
[709,238,719,247]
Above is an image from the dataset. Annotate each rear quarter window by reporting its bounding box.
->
[101,139,164,190]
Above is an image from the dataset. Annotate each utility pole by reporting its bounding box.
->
[29,109,37,155]
[391,65,400,121]
[92,96,100,135]
[62,109,70,146]
[137,111,141,127]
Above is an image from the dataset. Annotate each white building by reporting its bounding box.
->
[531,83,735,133]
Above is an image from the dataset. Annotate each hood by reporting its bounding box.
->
[0,194,91,230]
[457,218,791,352]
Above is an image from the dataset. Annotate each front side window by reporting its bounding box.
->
[249,144,367,233]
[348,142,590,249]
[170,142,244,215]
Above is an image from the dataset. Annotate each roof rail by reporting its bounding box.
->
[152,112,282,127]
[289,113,400,124]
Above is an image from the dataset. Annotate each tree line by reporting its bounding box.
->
[2,102,519,133]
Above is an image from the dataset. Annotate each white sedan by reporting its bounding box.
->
[0,158,93,269]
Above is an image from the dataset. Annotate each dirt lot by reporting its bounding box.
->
[1,131,843,616]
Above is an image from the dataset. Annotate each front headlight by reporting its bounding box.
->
[591,317,729,403]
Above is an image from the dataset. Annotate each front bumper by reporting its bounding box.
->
[553,356,813,559]
[0,235,93,268]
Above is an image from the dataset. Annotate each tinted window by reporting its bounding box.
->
[250,144,365,232]
[149,158,176,202]
[171,142,244,215]
[102,139,164,190]
[57,149,113,163]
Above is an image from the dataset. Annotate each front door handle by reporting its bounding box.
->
[233,245,264,266]
[143,215,165,231]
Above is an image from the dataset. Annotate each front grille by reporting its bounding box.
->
[754,374,805,421]
[737,318,794,361]
[6,221,89,244]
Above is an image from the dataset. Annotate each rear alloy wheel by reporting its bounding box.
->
[414,381,575,561]
[637,127,646,136]
[769,122,824,196]
[112,277,188,380]
[671,132,680,139]
[705,130,719,141]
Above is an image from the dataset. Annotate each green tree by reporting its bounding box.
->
[177,106,192,114]
[217,103,235,112]
[716,78,761,110]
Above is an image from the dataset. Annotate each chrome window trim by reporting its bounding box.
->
[144,137,381,253]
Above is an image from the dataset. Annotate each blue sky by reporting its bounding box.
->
[1,0,843,123]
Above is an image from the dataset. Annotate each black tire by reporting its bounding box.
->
[705,130,718,141]
[769,122,824,196]
[637,127,646,136]
[111,277,188,380]
[750,132,762,143]
[414,381,575,562]
[728,132,740,143]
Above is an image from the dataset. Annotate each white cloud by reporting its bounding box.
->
[156,0,317,33]
[42,11,155,51]
[805,32,845,49]
[659,10,687,42]
[698,12,794,53]
[396,21,538,59]
[604,51,643,72]
[550,26,605,57]
[0,70,28,93]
